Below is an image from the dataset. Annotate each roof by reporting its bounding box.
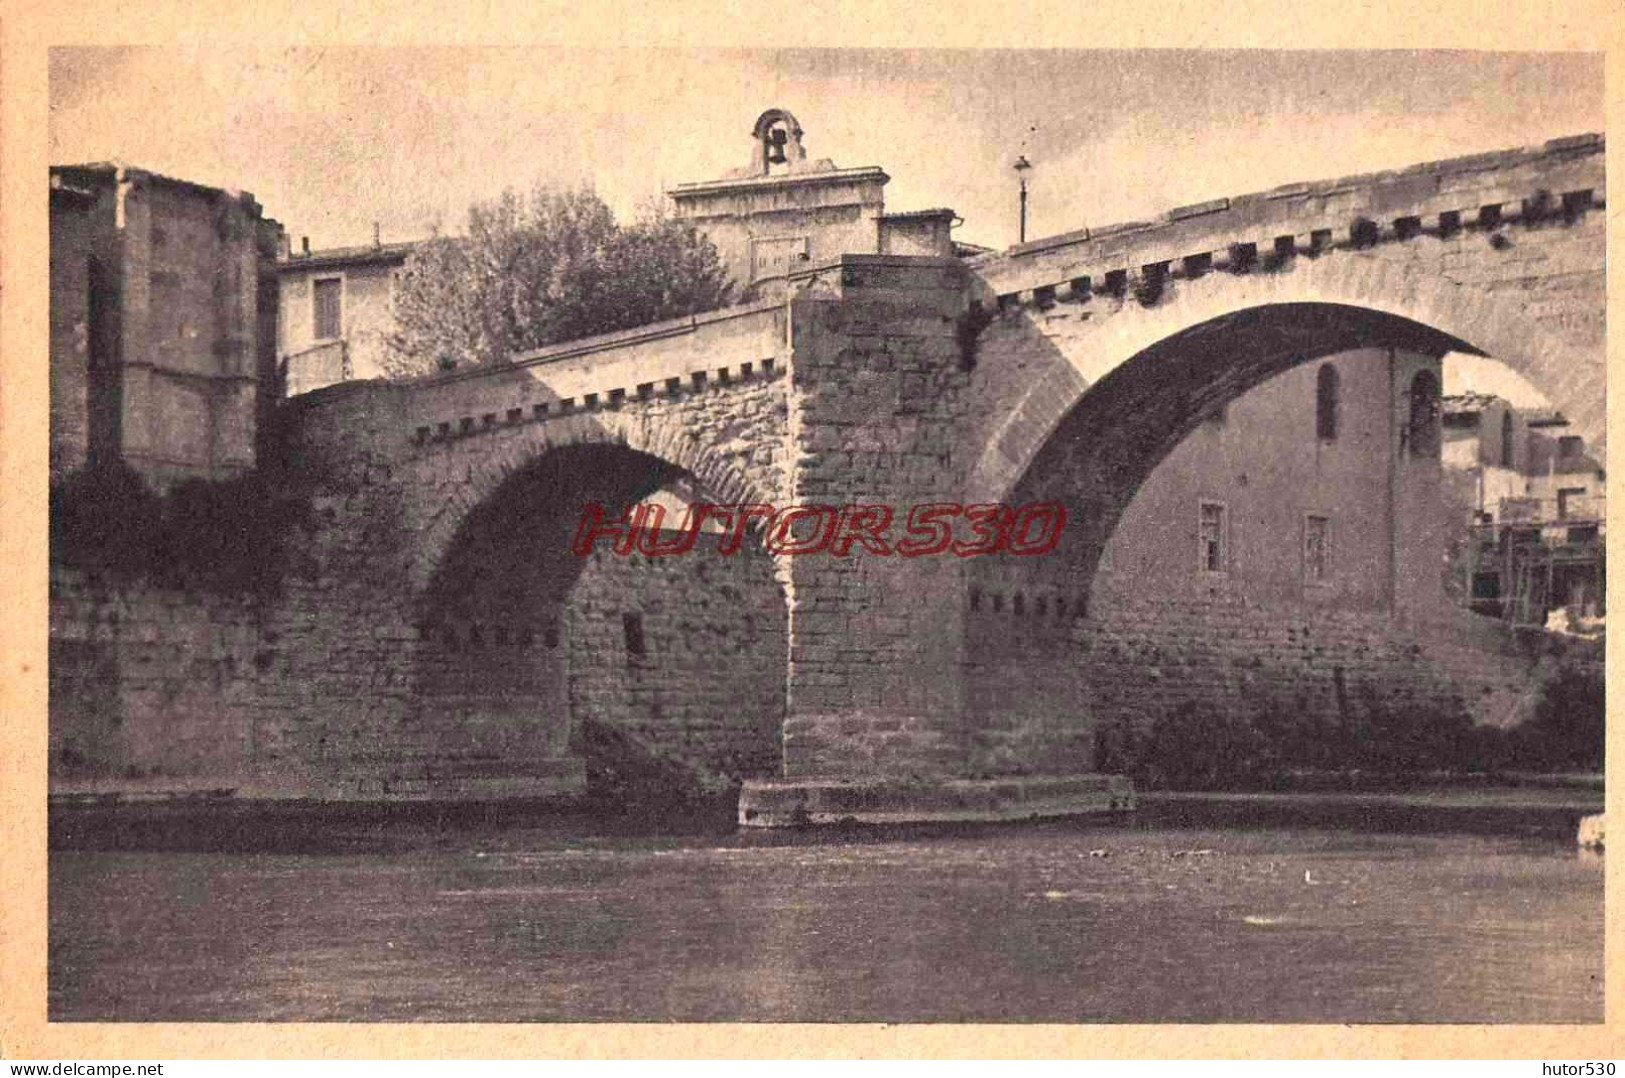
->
[1442,392,1505,416]
[50,161,259,206]
[879,207,957,222]
[1525,409,1571,428]
[278,240,422,273]
[670,165,890,201]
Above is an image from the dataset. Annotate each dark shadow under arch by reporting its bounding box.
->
[411,442,789,794]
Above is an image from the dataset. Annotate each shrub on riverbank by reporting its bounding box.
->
[1506,664,1605,772]
[1108,664,1604,791]
[49,460,313,596]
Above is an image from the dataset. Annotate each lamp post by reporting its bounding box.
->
[1014,155,1033,244]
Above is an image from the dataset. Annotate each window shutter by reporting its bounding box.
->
[314,279,343,339]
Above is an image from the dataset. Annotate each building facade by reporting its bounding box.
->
[1095,347,1452,617]
[669,108,959,297]
[276,236,418,394]
[1441,392,1605,626]
[49,164,283,489]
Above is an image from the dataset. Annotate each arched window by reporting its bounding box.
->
[1316,363,1340,441]
[1409,369,1441,458]
[1500,411,1515,468]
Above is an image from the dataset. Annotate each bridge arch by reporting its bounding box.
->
[407,431,790,790]
[952,252,1599,773]
[406,408,781,595]
[967,252,1592,511]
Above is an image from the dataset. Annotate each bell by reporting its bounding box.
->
[766,127,789,165]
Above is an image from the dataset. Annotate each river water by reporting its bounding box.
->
[49,805,1602,1023]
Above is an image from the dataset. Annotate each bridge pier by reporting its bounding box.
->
[739,256,1135,825]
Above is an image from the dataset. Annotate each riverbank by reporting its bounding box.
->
[47,776,1603,852]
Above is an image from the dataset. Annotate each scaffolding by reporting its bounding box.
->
[1460,494,1605,630]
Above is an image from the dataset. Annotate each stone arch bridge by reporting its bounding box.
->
[242,134,1607,807]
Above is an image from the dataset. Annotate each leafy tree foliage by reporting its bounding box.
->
[385,185,733,377]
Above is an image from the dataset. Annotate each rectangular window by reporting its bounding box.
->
[1198,501,1227,573]
[313,278,342,340]
[1557,487,1588,520]
[1304,515,1330,583]
[622,612,646,661]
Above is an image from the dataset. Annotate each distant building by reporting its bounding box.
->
[49,164,283,489]
[273,109,965,395]
[669,108,959,297]
[276,233,419,394]
[1095,348,1452,617]
[1441,392,1605,626]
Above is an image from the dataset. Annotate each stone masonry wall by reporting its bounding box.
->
[780,257,978,779]
[49,567,265,784]
[50,364,792,800]
[567,533,787,785]
[951,575,1593,780]
[1073,593,1591,748]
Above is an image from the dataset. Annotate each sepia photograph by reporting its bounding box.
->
[17,28,1610,1043]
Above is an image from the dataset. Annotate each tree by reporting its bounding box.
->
[384,184,733,377]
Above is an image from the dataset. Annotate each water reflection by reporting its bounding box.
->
[50,809,1602,1023]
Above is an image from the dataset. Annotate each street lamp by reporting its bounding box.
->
[1014,155,1033,244]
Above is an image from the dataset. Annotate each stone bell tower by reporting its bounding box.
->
[670,108,956,298]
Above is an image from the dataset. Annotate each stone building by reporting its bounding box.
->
[48,164,283,489]
[276,234,419,394]
[1095,348,1453,617]
[669,108,960,297]
[1440,392,1605,625]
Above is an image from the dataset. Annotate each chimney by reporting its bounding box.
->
[373,221,381,249]
[301,236,310,257]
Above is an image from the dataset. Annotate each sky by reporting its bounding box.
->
[49,47,1603,254]
[47,46,1597,407]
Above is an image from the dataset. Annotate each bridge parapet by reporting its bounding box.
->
[397,299,788,449]
[971,133,1604,308]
